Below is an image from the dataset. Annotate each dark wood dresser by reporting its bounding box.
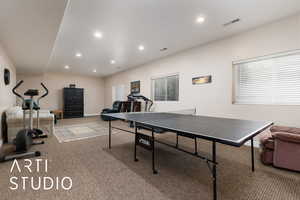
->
[63,88,84,118]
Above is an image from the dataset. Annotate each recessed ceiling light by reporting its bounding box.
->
[110,60,116,64]
[64,65,70,69]
[138,45,145,51]
[93,69,97,73]
[93,31,103,38]
[196,16,205,24]
[76,52,82,58]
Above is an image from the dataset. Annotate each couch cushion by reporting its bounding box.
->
[273,132,300,144]
[5,106,54,123]
[270,125,300,135]
[259,129,272,143]
[5,106,21,114]
[5,106,23,120]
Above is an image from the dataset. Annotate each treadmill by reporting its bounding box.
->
[127,93,165,133]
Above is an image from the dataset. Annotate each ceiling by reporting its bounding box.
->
[1,0,300,77]
[0,0,68,74]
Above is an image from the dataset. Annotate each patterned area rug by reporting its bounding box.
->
[54,121,119,143]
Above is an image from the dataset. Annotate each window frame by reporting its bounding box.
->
[151,73,180,102]
[232,49,300,105]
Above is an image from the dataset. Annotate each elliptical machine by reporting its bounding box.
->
[13,80,48,151]
[0,80,45,162]
[22,83,49,138]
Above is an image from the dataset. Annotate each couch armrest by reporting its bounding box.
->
[260,137,273,145]
[270,126,300,135]
[273,132,300,144]
[102,108,111,112]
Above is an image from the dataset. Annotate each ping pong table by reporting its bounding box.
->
[103,112,273,200]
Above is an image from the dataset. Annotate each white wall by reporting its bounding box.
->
[0,43,16,147]
[17,72,105,116]
[104,14,300,127]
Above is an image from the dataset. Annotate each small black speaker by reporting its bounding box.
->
[4,68,10,85]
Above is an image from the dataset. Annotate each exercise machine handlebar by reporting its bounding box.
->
[13,81,49,105]
[127,93,153,103]
[12,80,25,101]
[37,83,49,104]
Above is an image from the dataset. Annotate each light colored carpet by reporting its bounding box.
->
[0,117,299,200]
[54,121,120,143]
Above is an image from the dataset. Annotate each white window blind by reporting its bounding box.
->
[234,50,300,105]
[151,74,179,101]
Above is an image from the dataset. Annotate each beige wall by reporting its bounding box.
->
[17,72,105,116]
[0,43,16,146]
[104,14,300,127]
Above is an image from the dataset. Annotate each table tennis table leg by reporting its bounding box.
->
[109,119,111,149]
[152,128,158,174]
[212,141,217,200]
[134,125,138,162]
[251,138,255,172]
[194,137,198,155]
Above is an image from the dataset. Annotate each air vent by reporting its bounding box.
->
[223,18,240,27]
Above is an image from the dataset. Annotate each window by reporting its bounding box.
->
[152,74,179,101]
[112,85,125,102]
[234,50,300,105]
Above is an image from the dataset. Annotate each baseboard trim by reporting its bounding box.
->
[244,140,260,148]
[84,113,100,117]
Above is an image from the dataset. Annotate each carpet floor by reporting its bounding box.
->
[0,117,299,200]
